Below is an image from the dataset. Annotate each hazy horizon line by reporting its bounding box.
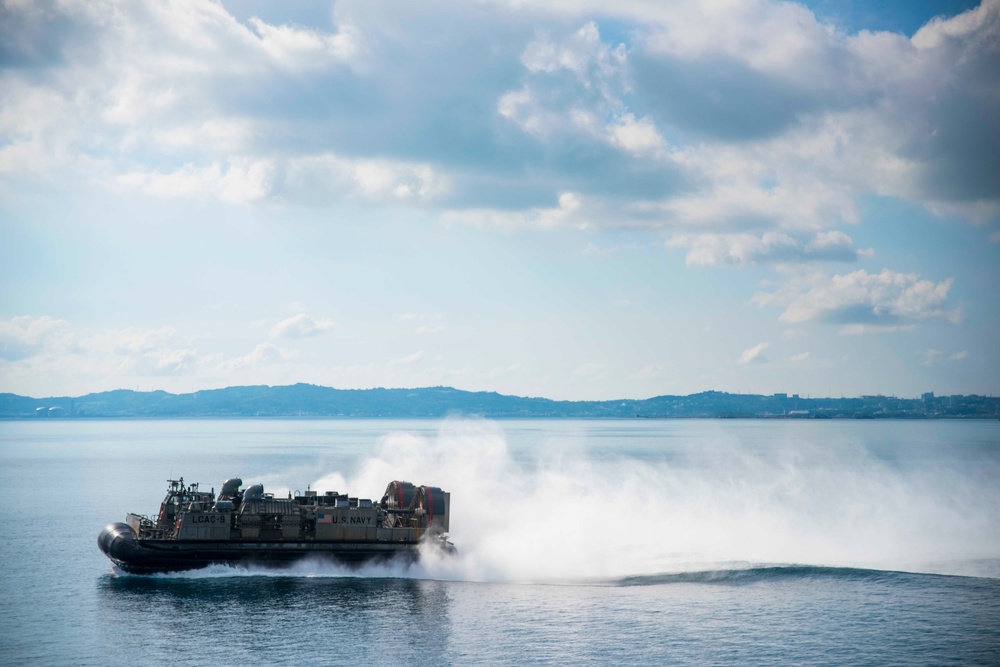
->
[5,382,992,403]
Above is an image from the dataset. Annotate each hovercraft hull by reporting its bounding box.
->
[99,522,426,574]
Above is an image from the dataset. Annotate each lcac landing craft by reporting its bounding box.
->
[99,476,453,574]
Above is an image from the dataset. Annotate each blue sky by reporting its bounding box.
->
[0,0,997,400]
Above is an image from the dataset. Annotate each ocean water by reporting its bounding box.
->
[1,418,998,666]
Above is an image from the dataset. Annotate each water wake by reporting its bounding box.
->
[124,419,1000,583]
[613,564,935,587]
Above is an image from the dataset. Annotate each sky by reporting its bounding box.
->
[0,0,998,401]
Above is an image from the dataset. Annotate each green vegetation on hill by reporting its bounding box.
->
[1,385,997,419]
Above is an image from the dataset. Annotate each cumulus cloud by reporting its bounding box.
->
[1,0,996,256]
[0,317,216,392]
[79,326,203,376]
[637,363,666,378]
[667,230,863,267]
[225,342,293,370]
[607,113,666,156]
[117,158,278,203]
[0,315,338,392]
[754,269,963,332]
[1,1,995,400]
[116,153,448,205]
[442,192,585,231]
[284,154,449,204]
[388,351,426,368]
[506,22,627,121]
[517,26,665,159]
[500,0,1000,234]
[1,1,357,172]
[923,349,946,366]
[738,342,770,364]
[520,22,620,77]
[269,313,334,340]
[0,315,68,361]
[626,0,1000,213]
[923,348,969,366]
[498,22,669,166]
[246,16,360,69]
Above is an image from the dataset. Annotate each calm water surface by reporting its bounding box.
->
[1,419,998,666]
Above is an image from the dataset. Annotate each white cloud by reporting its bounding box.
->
[923,348,945,366]
[496,87,545,135]
[635,0,839,82]
[838,323,918,336]
[0,316,340,391]
[285,154,449,204]
[924,348,969,366]
[0,82,78,173]
[79,326,204,376]
[500,22,668,161]
[510,1,998,234]
[0,320,212,389]
[754,269,962,331]
[130,346,200,376]
[269,313,334,340]
[523,23,592,75]
[0,315,68,361]
[0,1,997,400]
[738,342,770,364]
[117,158,277,203]
[388,351,426,368]
[225,342,293,370]
[0,1,362,180]
[442,192,584,231]
[808,231,869,257]
[607,113,666,156]
[247,17,360,70]
[520,21,627,87]
[2,0,996,234]
[116,153,448,205]
[638,363,666,379]
[667,230,862,267]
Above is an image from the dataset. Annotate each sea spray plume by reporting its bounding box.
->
[309,419,1000,581]
[128,420,1000,581]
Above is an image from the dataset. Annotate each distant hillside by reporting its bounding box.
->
[1,384,997,419]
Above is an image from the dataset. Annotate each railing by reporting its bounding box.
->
[129,513,171,540]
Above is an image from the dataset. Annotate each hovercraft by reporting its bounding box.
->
[98,477,453,574]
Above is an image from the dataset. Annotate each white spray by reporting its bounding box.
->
[305,419,1000,582]
[150,419,1000,582]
